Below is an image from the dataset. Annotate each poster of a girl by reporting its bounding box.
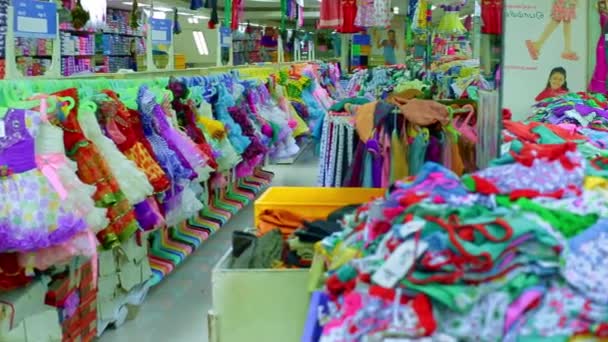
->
[535,67,569,102]
[376,29,399,65]
[525,0,579,61]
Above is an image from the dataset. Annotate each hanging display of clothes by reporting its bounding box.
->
[354,0,393,28]
[319,0,343,29]
[481,0,503,35]
[339,0,359,33]
[436,1,468,36]
[589,0,608,93]
[0,62,343,340]
[230,0,244,30]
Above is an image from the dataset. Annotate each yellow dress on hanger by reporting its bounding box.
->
[437,9,467,35]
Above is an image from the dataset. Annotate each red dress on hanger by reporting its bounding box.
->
[319,0,342,29]
[231,0,244,30]
[481,0,502,35]
[339,0,360,34]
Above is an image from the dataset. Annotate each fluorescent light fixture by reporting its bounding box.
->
[82,0,107,29]
[152,11,167,19]
[122,2,150,6]
[392,6,399,14]
[195,15,209,19]
[193,31,209,55]
[122,2,171,12]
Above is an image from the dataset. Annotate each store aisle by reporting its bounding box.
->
[99,146,318,342]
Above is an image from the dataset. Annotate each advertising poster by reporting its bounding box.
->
[502,0,588,120]
[370,27,403,65]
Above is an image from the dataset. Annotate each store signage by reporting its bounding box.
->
[150,18,173,44]
[220,27,232,48]
[12,0,57,39]
[502,0,588,120]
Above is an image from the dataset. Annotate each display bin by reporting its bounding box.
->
[254,186,385,227]
[209,251,309,342]
[210,187,384,342]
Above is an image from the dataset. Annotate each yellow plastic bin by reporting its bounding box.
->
[254,187,385,227]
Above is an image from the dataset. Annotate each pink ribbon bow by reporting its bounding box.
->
[36,154,68,200]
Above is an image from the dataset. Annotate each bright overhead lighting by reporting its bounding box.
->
[122,2,171,11]
[122,1,149,6]
[195,15,209,19]
[431,5,437,10]
[152,11,167,19]
[82,0,107,29]
[193,31,209,55]
[178,12,193,16]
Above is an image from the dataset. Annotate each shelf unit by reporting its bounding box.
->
[59,24,96,76]
[0,0,9,78]
[56,8,145,76]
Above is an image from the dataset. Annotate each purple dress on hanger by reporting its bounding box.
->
[589,1,608,93]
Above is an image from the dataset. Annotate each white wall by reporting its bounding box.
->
[173,18,219,67]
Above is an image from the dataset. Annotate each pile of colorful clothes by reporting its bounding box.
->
[306,114,608,340]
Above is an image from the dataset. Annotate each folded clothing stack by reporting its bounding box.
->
[231,206,360,269]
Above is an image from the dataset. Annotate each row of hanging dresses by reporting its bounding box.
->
[318,112,358,187]
[319,0,379,33]
[286,0,305,27]
[0,69,320,290]
[318,99,481,188]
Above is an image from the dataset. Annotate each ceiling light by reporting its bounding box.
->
[82,0,107,29]
[152,11,167,19]
[122,2,150,7]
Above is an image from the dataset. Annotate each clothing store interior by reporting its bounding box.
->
[0,0,607,341]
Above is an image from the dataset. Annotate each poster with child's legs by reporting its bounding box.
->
[502,0,588,120]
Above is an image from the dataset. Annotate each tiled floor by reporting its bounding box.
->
[99,147,319,342]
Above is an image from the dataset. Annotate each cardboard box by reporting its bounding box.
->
[1,309,62,342]
[0,280,50,335]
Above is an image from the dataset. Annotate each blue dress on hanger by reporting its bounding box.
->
[190,0,203,10]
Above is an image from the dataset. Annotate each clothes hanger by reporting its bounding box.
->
[453,104,477,143]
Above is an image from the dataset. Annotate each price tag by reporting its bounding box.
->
[372,240,428,288]
[396,219,425,239]
[500,142,512,156]
[220,27,232,48]
[12,0,57,39]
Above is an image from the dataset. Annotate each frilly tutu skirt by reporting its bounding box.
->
[437,11,467,35]
[0,169,87,252]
